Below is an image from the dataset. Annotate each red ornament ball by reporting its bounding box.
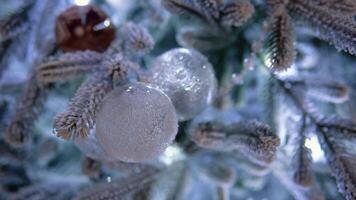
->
[55,5,115,52]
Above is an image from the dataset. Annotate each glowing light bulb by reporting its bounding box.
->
[74,0,90,6]
[159,144,185,165]
[304,135,325,162]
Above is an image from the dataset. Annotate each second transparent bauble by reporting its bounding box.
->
[149,48,217,121]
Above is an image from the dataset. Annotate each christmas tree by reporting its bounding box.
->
[0,0,355,199]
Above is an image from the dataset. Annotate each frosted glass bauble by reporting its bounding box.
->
[95,82,178,163]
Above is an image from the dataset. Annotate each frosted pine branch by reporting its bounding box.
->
[73,167,160,200]
[53,73,113,139]
[37,51,103,83]
[292,146,314,187]
[266,0,289,7]
[264,7,295,72]
[190,121,227,149]
[11,181,78,200]
[316,127,356,200]
[0,0,34,41]
[101,53,131,83]
[163,0,254,28]
[276,77,356,200]
[195,0,220,20]
[283,77,349,104]
[4,74,51,147]
[0,39,12,78]
[304,80,349,104]
[52,52,131,140]
[81,157,102,179]
[291,116,315,187]
[220,0,255,28]
[122,22,155,55]
[228,121,280,165]
[316,116,356,140]
[288,0,356,55]
[314,0,356,17]
[274,164,325,200]
[191,120,280,165]
[162,0,208,21]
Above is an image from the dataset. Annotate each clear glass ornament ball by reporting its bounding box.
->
[150,48,217,121]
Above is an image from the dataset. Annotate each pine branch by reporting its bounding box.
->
[195,0,221,20]
[264,8,295,72]
[228,120,281,165]
[190,121,227,150]
[0,150,30,191]
[288,0,356,55]
[313,0,356,17]
[73,167,160,200]
[4,74,51,147]
[316,116,356,140]
[176,26,233,51]
[0,0,34,41]
[275,77,356,200]
[164,0,196,14]
[162,0,214,23]
[101,53,131,83]
[220,0,255,28]
[284,77,349,104]
[122,22,155,55]
[235,153,272,176]
[261,77,277,129]
[274,164,325,200]
[36,51,104,83]
[191,120,280,166]
[0,39,12,78]
[266,0,289,7]
[53,73,113,140]
[81,157,102,179]
[304,80,349,104]
[291,115,315,187]
[11,181,78,200]
[316,127,356,200]
[194,154,236,187]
